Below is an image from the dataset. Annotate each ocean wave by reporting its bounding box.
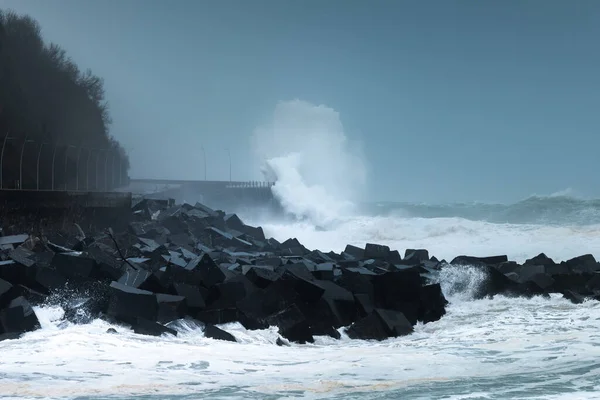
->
[363,195,600,226]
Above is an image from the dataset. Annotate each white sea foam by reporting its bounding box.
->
[0,290,599,399]
[252,214,600,263]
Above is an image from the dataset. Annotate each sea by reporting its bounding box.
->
[1,194,600,400]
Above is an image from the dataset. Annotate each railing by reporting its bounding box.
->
[225,181,275,189]
[0,132,128,191]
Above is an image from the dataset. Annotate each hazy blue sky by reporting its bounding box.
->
[2,0,600,203]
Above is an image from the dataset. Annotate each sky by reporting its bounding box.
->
[1,0,600,204]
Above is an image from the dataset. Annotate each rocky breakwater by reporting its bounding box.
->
[0,199,598,344]
[0,199,448,343]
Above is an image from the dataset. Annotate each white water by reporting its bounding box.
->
[1,286,599,399]
[2,101,600,399]
[257,215,600,264]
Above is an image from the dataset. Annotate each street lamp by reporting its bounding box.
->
[225,147,231,183]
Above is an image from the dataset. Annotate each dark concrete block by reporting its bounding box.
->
[375,308,413,337]
[354,293,374,317]
[173,283,207,310]
[237,280,298,321]
[343,244,364,260]
[156,293,187,323]
[265,304,314,344]
[565,254,600,273]
[132,317,177,337]
[345,312,389,341]
[364,243,390,260]
[0,234,29,246]
[107,281,158,322]
[244,265,282,289]
[402,249,429,265]
[0,278,19,308]
[418,283,447,323]
[51,253,96,281]
[205,280,247,309]
[196,308,239,324]
[525,253,556,266]
[34,266,68,293]
[8,247,36,268]
[186,254,226,288]
[451,255,508,266]
[0,296,40,335]
[204,323,237,342]
[118,267,164,293]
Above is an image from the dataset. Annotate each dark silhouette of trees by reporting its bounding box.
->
[0,10,129,190]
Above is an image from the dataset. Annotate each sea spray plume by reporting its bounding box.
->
[252,100,366,224]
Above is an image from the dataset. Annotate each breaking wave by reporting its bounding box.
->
[367,194,600,226]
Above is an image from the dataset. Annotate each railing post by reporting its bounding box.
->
[104,149,109,191]
[95,149,102,191]
[0,132,11,189]
[75,146,83,191]
[19,136,30,190]
[112,150,117,189]
[51,143,58,191]
[86,148,93,191]
[36,142,45,190]
[118,153,122,187]
[64,145,70,191]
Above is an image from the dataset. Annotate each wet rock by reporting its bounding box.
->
[107,281,158,322]
[0,296,40,335]
[132,317,177,337]
[266,304,314,344]
[51,253,96,281]
[345,312,389,341]
[451,255,509,266]
[204,323,236,342]
[364,243,390,260]
[156,293,187,323]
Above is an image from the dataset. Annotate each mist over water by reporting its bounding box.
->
[252,99,366,224]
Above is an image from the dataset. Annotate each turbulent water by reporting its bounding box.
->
[1,197,600,399]
[3,101,600,399]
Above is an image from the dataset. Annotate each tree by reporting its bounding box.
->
[0,9,129,190]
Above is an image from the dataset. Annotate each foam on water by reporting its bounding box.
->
[254,214,600,263]
[1,282,600,399]
[3,101,600,399]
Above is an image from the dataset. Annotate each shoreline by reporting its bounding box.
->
[0,199,599,344]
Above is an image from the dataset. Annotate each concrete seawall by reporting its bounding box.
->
[0,190,132,234]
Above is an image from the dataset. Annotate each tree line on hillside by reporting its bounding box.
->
[0,10,129,191]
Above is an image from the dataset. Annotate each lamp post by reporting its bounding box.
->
[19,136,34,190]
[0,132,13,189]
[225,147,231,183]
